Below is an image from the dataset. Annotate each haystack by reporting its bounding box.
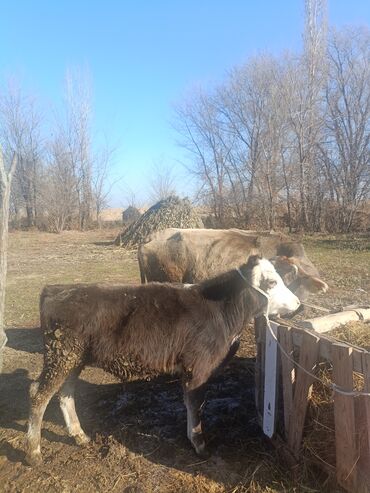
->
[115,196,203,248]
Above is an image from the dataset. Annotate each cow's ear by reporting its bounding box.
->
[271,256,298,285]
[302,276,329,293]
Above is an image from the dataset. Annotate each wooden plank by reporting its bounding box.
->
[254,316,266,425]
[263,321,279,438]
[279,325,295,440]
[289,326,366,374]
[298,308,370,333]
[363,353,370,461]
[358,352,370,490]
[288,331,320,458]
[332,343,358,492]
[355,395,370,492]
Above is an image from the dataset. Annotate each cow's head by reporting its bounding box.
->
[271,256,328,301]
[245,255,301,317]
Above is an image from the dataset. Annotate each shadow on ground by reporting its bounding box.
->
[5,327,43,354]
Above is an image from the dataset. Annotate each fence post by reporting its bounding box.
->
[263,321,279,437]
[332,343,358,492]
[288,331,320,457]
[279,325,295,440]
[254,316,266,426]
[357,352,370,491]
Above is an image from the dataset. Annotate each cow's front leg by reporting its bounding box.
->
[183,384,207,456]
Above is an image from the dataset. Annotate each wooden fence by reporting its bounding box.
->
[255,308,370,492]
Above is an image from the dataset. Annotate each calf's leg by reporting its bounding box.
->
[26,366,72,465]
[26,344,85,466]
[58,368,90,445]
[183,384,207,456]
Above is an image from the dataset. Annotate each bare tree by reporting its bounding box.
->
[0,81,43,227]
[175,57,290,229]
[300,0,327,230]
[216,61,264,226]
[174,88,231,225]
[148,157,178,204]
[120,184,140,209]
[41,135,78,232]
[0,150,17,372]
[53,69,93,230]
[322,27,370,231]
[173,13,370,234]
[92,145,121,226]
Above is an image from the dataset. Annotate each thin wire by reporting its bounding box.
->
[265,317,370,398]
[236,267,271,316]
[302,301,330,313]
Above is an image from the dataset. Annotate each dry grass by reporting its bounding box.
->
[302,234,370,308]
[5,229,139,326]
[330,321,370,350]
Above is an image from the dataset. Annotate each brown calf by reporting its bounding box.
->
[26,256,300,465]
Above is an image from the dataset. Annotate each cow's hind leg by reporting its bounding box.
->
[183,384,207,457]
[26,366,71,465]
[58,368,90,446]
[26,344,85,466]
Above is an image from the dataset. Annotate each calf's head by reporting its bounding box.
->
[271,256,329,301]
[245,255,301,317]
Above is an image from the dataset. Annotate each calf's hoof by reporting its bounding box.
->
[74,432,90,446]
[192,438,210,458]
[25,451,43,466]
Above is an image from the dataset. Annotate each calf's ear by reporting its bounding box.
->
[243,254,262,286]
[246,254,262,269]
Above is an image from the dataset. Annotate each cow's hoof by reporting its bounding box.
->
[74,433,90,446]
[25,451,43,466]
[194,441,209,459]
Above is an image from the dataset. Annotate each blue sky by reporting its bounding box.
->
[1,1,370,207]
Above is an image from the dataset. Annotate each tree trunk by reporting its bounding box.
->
[0,153,17,373]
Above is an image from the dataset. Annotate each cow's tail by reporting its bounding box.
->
[137,246,147,284]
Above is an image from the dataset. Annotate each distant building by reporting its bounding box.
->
[122,206,142,224]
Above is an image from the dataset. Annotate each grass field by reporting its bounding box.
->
[0,228,369,492]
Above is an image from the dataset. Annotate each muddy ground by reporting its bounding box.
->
[0,229,369,492]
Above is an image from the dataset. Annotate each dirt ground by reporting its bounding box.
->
[0,229,369,493]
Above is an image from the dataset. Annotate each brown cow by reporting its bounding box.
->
[26,256,300,465]
[138,228,328,301]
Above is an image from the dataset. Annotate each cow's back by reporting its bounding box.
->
[139,228,263,282]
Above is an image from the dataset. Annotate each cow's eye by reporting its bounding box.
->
[267,280,277,288]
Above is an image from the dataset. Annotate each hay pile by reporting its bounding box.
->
[115,196,203,248]
[302,320,370,475]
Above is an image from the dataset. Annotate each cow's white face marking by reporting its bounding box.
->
[251,258,301,316]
